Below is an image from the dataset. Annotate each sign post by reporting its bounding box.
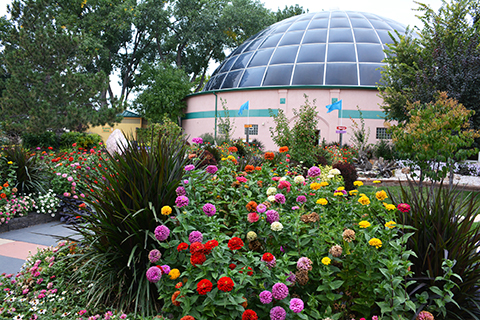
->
[336,126,347,146]
[244,124,252,144]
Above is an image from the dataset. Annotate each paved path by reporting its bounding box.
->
[0,222,77,275]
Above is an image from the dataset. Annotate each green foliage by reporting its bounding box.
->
[133,62,193,124]
[1,145,48,195]
[349,106,371,154]
[217,98,236,143]
[269,108,292,148]
[387,92,479,189]
[273,4,307,22]
[69,132,189,315]
[22,131,59,149]
[391,181,480,319]
[60,132,103,150]
[136,115,183,144]
[373,139,397,161]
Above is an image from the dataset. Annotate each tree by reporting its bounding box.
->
[379,0,480,134]
[273,4,307,22]
[0,0,122,136]
[132,62,193,124]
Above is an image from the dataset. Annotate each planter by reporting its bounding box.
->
[0,212,61,234]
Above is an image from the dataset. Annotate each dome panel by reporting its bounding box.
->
[204,10,407,90]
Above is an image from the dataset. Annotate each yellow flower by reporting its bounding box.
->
[61,25,66,29]
[310,182,321,190]
[358,220,371,228]
[169,268,181,280]
[316,198,328,205]
[373,180,381,184]
[369,238,382,249]
[385,221,396,229]
[336,186,345,191]
[353,181,363,187]
[7,161,13,165]
[349,190,358,196]
[333,192,344,196]
[221,157,227,161]
[320,181,329,187]
[321,257,331,265]
[376,190,388,201]
[227,155,235,161]
[384,203,396,211]
[358,196,370,206]
[161,205,172,216]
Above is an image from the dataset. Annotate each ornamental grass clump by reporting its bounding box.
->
[68,132,189,315]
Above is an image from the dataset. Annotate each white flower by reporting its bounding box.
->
[13,315,24,320]
[327,175,334,179]
[271,221,283,231]
[279,176,287,181]
[294,175,305,184]
[329,168,341,175]
[267,195,276,202]
[266,187,277,196]
[38,309,46,314]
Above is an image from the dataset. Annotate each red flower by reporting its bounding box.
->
[175,282,183,289]
[48,146,53,150]
[217,276,234,292]
[172,291,182,306]
[68,157,74,161]
[264,152,274,160]
[228,146,238,153]
[229,263,237,270]
[204,239,219,254]
[279,146,289,153]
[196,279,213,295]
[262,253,274,262]
[180,316,195,320]
[244,165,254,173]
[228,237,244,251]
[242,310,258,320]
[239,267,253,276]
[255,166,261,171]
[190,242,205,254]
[177,242,189,252]
[190,252,206,266]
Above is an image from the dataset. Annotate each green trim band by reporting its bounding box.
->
[188,85,378,97]
[339,110,385,119]
[183,109,278,120]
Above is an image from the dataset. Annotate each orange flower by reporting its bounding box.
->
[245,165,254,173]
[246,201,257,212]
[172,291,183,306]
[228,146,238,153]
[264,152,274,160]
[0,186,3,191]
[255,166,262,171]
[279,146,289,153]
[0,193,5,198]
[3,183,8,188]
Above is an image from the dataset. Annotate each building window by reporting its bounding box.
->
[244,124,258,135]
[376,127,391,139]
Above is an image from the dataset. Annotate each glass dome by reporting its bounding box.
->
[204,10,406,91]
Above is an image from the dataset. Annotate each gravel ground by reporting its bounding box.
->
[392,170,480,188]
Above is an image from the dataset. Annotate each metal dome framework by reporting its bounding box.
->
[204,10,406,91]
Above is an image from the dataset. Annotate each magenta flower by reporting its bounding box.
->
[160,265,170,274]
[289,298,304,313]
[397,203,411,213]
[146,266,162,283]
[154,225,170,241]
[175,195,189,207]
[148,249,162,263]
[296,195,307,203]
[297,257,313,271]
[236,176,247,183]
[192,137,203,144]
[307,166,321,177]
[286,272,296,285]
[259,290,273,304]
[257,203,267,214]
[206,165,218,174]
[278,180,291,192]
[247,212,259,223]
[274,193,286,204]
[184,164,195,171]
[272,283,289,300]
[203,203,216,217]
[189,230,203,244]
[266,210,279,224]
[176,186,186,196]
[270,306,286,320]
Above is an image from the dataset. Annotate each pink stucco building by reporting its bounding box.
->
[184,10,405,151]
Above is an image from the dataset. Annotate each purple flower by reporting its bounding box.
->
[335,189,347,195]
[146,266,162,283]
[189,231,203,244]
[307,166,321,177]
[203,203,216,217]
[259,290,272,304]
[148,249,161,263]
[175,196,189,207]
[266,256,277,269]
[296,195,307,204]
[266,210,279,224]
[206,165,218,174]
[192,137,203,144]
[292,206,300,210]
[286,272,296,285]
[160,265,171,275]
[257,203,267,214]
[289,298,304,313]
[272,283,289,300]
[270,306,286,320]
[184,164,195,171]
[176,186,186,196]
[154,225,170,241]
[274,193,286,204]
[297,257,313,271]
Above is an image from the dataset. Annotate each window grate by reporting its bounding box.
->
[244,124,258,135]
[376,127,391,139]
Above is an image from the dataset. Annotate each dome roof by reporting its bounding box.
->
[204,10,406,91]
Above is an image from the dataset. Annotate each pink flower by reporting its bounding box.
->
[236,176,247,183]
[247,212,259,223]
[278,180,291,192]
[397,203,411,213]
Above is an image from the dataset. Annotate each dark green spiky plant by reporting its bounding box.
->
[69,132,189,315]
[391,181,480,319]
[1,145,48,195]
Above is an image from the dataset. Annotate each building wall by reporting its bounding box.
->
[184,87,388,151]
[88,117,146,142]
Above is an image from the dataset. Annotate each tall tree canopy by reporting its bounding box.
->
[378,0,480,129]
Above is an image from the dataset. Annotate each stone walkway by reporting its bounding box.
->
[0,222,76,275]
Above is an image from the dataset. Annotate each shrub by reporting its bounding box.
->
[332,162,358,191]
[69,132,189,315]
[22,131,59,149]
[60,132,103,149]
[373,139,397,160]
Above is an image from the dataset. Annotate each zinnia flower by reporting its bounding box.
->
[397,203,411,213]
[169,268,181,280]
[358,196,370,205]
[316,198,328,205]
[329,245,343,257]
[259,290,273,304]
[297,257,313,271]
[246,201,257,212]
[358,220,371,228]
[172,291,182,306]
[266,210,279,223]
[321,257,331,265]
[307,166,321,177]
[206,165,218,174]
[416,311,434,320]
[177,242,189,251]
[202,203,216,217]
[146,266,162,283]
[217,276,235,292]
[296,195,307,203]
[279,146,289,153]
[190,252,206,266]
[310,182,321,190]
[369,238,382,249]
[242,309,258,320]
[161,205,172,215]
[376,190,388,201]
[256,203,267,213]
[188,230,203,243]
[373,180,381,184]
[190,242,205,254]
[385,221,396,229]
[262,252,275,262]
[270,306,286,320]
[289,298,304,313]
[294,175,305,184]
[274,193,286,204]
[266,187,277,196]
[196,279,213,295]
[247,231,257,241]
[245,165,255,172]
[271,221,283,231]
[184,164,195,171]
[175,195,189,207]
[272,282,289,300]
[264,152,274,160]
[176,186,186,196]
[353,180,363,186]
[154,225,170,241]
[228,237,244,250]
[343,229,356,242]
[148,249,161,263]
[247,212,259,223]
[192,137,203,144]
